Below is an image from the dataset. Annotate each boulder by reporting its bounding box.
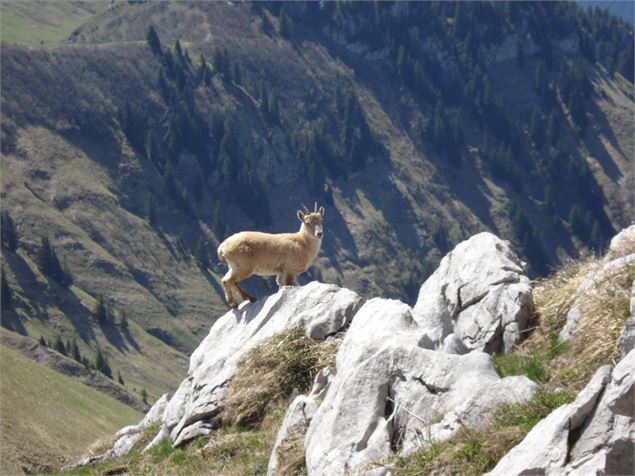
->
[304,298,536,476]
[560,253,635,342]
[487,366,612,476]
[267,369,332,476]
[489,353,635,476]
[608,224,635,255]
[413,232,532,353]
[147,282,363,449]
[616,281,635,356]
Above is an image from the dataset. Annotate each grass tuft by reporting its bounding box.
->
[222,327,340,427]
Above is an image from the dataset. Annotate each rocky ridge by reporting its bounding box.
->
[74,229,635,474]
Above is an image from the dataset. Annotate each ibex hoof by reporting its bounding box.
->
[229,302,239,309]
[249,297,257,303]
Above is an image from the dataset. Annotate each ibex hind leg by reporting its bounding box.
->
[222,269,239,309]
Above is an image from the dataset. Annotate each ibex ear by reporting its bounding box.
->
[297,210,305,222]
[318,206,325,217]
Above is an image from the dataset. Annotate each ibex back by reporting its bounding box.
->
[217,203,325,308]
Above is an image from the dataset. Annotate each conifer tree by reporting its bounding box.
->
[94,295,110,326]
[118,371,125,386]
[54,336,66,355]
[39,336,47,347]
[146,26,162,56]
[37,237,72,286]
[195,237,209,269]
[141,388,148,405]
[120,311,129,331]
[1,271,11,309]
[94,347,112,378]
[278,6,290,37]
[70,338,81,363]
[145,192,157,225]
[1,211,18,251]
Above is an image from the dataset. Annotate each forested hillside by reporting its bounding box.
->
[0,4,633,470]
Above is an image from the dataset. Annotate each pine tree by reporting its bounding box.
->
[145,192,157,225]
[1,211,18,251]
[278,6,290,37]
[94,347,112,378]
[94,295,110,326]
[39,336,47,347]
[117,370,125,386]
[146,26,162,56]
[590,221,603,252]
[54,336,66,355]
[546,109,560,147]
[141,388,148,405]
[195,237,209,269]
[267,91,280,123]
[37,236,72,286]
[529,107,545,148]
[1,270,11,309]
[120,311,129,331]
[70,338,81,363]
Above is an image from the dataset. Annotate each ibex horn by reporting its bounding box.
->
[301,203,310,214]
[314,202,318,213]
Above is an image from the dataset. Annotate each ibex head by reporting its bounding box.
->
[297,202,325,239]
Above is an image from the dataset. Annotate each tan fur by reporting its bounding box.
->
[218,207,324,308]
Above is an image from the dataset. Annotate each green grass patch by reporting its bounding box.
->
[0,2,98,46]
[393,385,576,475]
[493,352,550,383]
[0,345,142,475]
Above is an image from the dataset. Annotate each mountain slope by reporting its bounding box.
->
[0,1,633,454]
[0,345,143,474]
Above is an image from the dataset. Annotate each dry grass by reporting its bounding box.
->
[222,327,340,427]
[531,256,596,335]
[274,427,307,476]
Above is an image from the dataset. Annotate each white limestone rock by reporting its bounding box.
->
[617,281,635,356]
[487,366,611,476]
[413,232,532,353]
[608,224,635,255]
[150,282,363,448]
[267,369,332,476]
[605,348,635,418]
[304,297,536,476]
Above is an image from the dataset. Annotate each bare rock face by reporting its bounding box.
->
[150,282,363,449]
[617,281,635,356]
[267,369,332,476]
[303,297,536,476]
[488,349,635,476]
[413,232,533,353]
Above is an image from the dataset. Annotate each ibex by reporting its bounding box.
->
[217,203,325,308]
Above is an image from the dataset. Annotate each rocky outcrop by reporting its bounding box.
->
[488,349,635,476]
[84,232,541,472]
[617,281,635,356]
[413,232,533,353]
[267,369,332,476]
[303,297,536,476]
[101,282,362,458]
